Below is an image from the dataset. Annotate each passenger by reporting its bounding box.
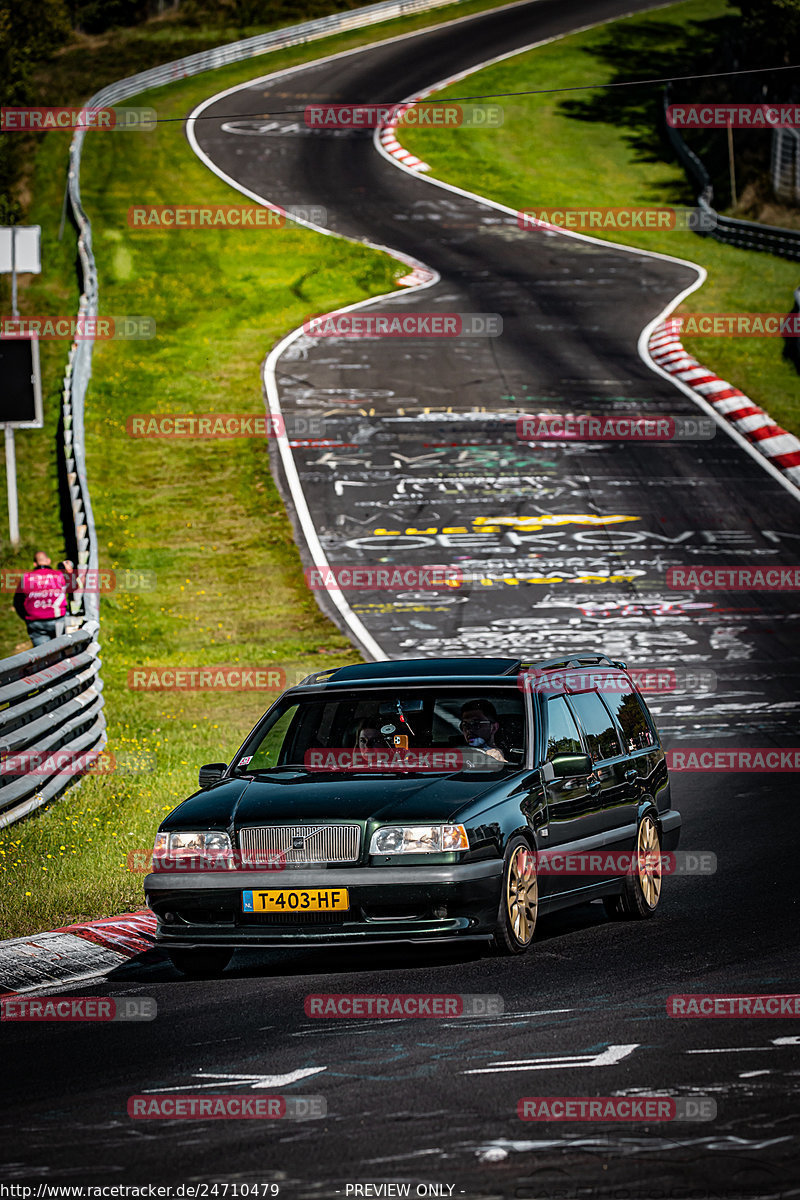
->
[459,699,507,763]
[354,717,391,751]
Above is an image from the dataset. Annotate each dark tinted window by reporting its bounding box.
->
[546,696,583,759]
[239,688,526,771]
[605,688,656,752]
[568,691,622,762]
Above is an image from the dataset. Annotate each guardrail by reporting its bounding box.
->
[60,286,100,625]
[772,127,800,204]
[0,623,105,828]
[67,0,463,112]
[663,87,800,262]
[696,196,800,260]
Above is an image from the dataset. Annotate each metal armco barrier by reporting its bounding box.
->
[663,87,800,262]
[0,624,105,828]
[772,127,800,204]
[68,0,464,112]
[696,196,800,261]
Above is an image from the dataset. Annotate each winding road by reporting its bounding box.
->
[3,1,798,1193]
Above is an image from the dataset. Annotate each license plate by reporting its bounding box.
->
[242,888,349,913]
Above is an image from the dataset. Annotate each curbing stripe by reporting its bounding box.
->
[647,318,800,488]
[0,910,156,996]
[695,381,736,395]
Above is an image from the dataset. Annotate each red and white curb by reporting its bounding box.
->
[649,318,800,487]
[0,910,156,995]
[378,102,430,172]
[395,264,436,286]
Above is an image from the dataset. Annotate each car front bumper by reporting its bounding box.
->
[144,860,503,948]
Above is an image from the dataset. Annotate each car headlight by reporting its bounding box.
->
[152,830,234,870]
[369,824,469,855]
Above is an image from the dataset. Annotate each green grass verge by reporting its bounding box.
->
[401,0,800,437]
[0,0,519,940]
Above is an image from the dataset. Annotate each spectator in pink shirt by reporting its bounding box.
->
[13,552,68,646]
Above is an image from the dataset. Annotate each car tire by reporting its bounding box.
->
[491,837,538,955]
[603,812,662,920]
[167,948,233,978]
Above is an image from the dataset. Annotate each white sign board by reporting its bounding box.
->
[0,226,42,273]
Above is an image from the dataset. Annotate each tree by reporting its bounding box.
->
[738,0,800,67]
[0,0,71,222]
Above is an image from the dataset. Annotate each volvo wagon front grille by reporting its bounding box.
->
[238,824,361,865]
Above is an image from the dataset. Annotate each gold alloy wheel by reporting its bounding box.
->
[506,845,538,944]
[637,815,662,909]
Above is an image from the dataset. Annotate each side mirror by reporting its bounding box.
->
[198,762,227,789]
[548,752,592,779]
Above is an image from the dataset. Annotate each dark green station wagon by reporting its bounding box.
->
[144,655,681,976]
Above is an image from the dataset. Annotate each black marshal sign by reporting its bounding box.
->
[0,337,42,427]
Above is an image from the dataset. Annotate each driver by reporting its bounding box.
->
[459,699,507,763]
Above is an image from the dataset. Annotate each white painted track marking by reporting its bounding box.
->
[463,1042,640,1073]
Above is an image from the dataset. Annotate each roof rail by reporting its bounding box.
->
[295,655,627,687]
[296,667,340,687]
[519,653,628,672]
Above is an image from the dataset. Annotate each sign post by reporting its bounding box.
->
[4,427,19,546]
[0,225,42,548]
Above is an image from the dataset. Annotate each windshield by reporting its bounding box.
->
[233,687,526,774]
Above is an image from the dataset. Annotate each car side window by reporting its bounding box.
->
[568,691,622,762]
[605,688,657,752]
[545,696,583,759]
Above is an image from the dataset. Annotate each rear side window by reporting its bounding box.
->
[545,696,583,759]
[605,687,657,752]
[568,691,622,762]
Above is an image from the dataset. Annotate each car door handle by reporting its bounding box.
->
[587,777,602,791]
[625,769,638,783]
